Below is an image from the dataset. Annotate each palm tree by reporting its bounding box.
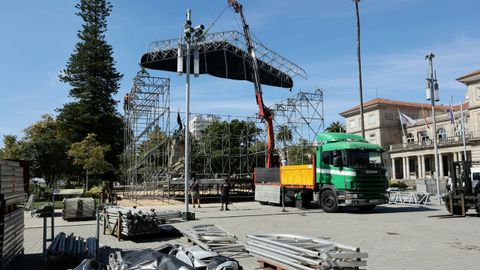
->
[354,0,365,138]
[326,121,346,133]
[276,125,293,163]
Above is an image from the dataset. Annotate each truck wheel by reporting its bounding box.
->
[358,205,376,212]
[321,190,338,213]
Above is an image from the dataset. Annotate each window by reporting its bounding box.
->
[347,150,383,169]
[385,113,393,120]
[349,119,356,129]
[476,87,480,101]
[419,130,429,142]
[369,133,377,144]
[322,150,346,166]
[406,133,414,143]
[368,114,376,125]
[455,122,468,137]
[437,128,447,141]
[322,151,332,165]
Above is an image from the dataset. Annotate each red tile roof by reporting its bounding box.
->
[456,69,480,81]
[340,98,467,115]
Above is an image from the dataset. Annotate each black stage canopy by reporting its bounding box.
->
[140,31,307,89]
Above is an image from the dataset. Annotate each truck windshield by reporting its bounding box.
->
[348,150,383,168]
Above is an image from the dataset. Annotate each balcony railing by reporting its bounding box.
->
[390,133,473,151]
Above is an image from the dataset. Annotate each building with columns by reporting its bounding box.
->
[340,69,480,182]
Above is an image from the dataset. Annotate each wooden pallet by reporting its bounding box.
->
[258,259,292,270]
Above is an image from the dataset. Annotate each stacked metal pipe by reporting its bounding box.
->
[46,232,96,259]
[246,234,368,270]
[105,206,181,237]
[182,224,246,253]
[0,160,26,270]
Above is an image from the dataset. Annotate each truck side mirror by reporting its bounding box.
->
[333,157,343,167]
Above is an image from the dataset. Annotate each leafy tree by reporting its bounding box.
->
[1,135,24,160]
[287,139,315,165]
[57,0,123,180]
[326,121,346,133]
[67,133,113,190]
[22,114,69,185]
[276,125,293,162]
[192,119,261,175]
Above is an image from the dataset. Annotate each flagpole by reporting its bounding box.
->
[460,102,467,161]
[398,108,406,143]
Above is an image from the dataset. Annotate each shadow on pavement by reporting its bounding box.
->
[339,205,440,215]
[428,213,479,219]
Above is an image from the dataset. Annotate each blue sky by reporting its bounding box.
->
[1,0,479,146]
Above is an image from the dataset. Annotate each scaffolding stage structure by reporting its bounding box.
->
[123,70,170,199]
[123,28,323,200]
[123,86,324,200]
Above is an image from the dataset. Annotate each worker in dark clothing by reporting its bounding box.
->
[189,174,201,208]
[220,175,231,211]
[123,93,129,111]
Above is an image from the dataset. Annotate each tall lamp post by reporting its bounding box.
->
[425,53,441,205]
[180,9,204,219]
[354,0,365,139]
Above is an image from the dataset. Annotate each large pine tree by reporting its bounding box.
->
[57,0,123,180]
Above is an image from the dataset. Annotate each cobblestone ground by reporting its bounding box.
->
[10,201,480,270]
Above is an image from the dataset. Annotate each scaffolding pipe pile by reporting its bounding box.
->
[182,224,246,254]
[46,232,96,259]
[246,234,368,270]
[104,206,181,237]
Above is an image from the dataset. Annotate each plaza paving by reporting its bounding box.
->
[10,201,480,270]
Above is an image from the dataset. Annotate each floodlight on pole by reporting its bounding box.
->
[179,9,205,220]
[425,52,442,205]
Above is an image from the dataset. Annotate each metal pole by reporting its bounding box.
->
[184,9,191,217]
[427,53,441,205]
[460,103,467,161]
[95,206,100,260]
[355,0,365,139]
[51,194,55,239]
[43,216,47,254]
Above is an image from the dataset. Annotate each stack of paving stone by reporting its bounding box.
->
[0,160,26,269]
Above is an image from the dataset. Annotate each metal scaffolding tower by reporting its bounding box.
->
[271,88,325,165]
[123,70,170,199]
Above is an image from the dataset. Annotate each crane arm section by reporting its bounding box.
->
[228,0,275,168]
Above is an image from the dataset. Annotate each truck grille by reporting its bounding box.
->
[355,174,386,195]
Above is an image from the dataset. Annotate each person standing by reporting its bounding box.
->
[189,174,201,208]
[220,175,231,211]
[123,93,129,111]
[446,176,453,193]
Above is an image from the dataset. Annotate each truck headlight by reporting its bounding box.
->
[346,194,358,199]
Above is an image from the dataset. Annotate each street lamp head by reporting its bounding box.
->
[425,52,435,60]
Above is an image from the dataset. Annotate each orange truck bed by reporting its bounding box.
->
[280,164,315,189]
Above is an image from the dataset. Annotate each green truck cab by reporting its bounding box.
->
[254,132,389,212]
[316,132,388,212]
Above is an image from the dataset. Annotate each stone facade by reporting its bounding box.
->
[340,69,480,182]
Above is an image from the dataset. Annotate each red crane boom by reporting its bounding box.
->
[228,0,276,168]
